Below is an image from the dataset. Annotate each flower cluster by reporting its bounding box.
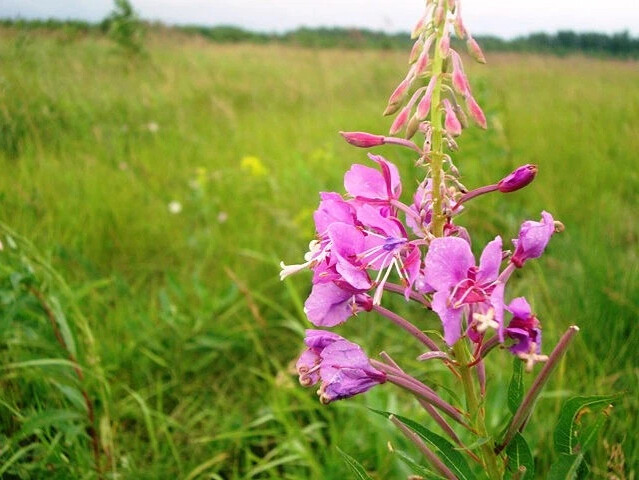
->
[282,150,558,397]
[279,0,574,476]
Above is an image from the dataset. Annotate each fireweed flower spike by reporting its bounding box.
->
[280,0,584,477]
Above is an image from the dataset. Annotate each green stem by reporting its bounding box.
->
[453,342,502,479]
[429,6,447,237]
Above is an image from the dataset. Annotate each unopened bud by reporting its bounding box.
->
[453,1,466,38]
[453,103,468,128]
[466,37,486,64]
[440,29,451,57]
[433,5,445,27]
[384,77,412,116]
[389,106,410,135]
[416,75,437,120]
[405,114,420,140]
[409,39,423,64]
[443,99,462,136]
[497,164,538,193]
[451,51,470,96]
[411,16,426,39]
[465,94,487,129]
[339,131,385,148]
[414,47,430,77]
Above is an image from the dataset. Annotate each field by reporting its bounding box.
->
[0,28,637,479]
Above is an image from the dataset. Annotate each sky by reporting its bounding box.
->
[2,0,639,39]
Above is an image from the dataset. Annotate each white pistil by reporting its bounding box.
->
[279,240,326,280]
[517,342,549,372]
[473,308,498,333]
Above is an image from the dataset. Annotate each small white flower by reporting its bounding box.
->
[147,122,159,133]
[168,201,182,214]
[217,211,228,223]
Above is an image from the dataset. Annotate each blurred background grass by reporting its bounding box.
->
[0,28,637,479]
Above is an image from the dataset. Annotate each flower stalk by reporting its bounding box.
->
[429,1,449,237]
[453,341,502,479]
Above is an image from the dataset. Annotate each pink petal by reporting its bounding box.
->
[478,236,502,283]
[424,237,475,291]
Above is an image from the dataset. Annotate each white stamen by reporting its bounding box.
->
[373,262,395,305]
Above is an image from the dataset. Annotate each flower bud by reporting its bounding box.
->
[339,131,385,148]
[497,164,538,193]
[389,106,410,135]
[411,16,426,39]
[440,29,451,57]
[414,45,430,77]
[451,51,469,96]
[465,94,487,129]
[454,15,466,39]
[405,114,420,140]
[433,5,445,27]
[409,39,423,64]
[443,99,462,136]
[416,75,437,120]
[453,103,469,128]
[384,76,412,116]
[466,36,486,64]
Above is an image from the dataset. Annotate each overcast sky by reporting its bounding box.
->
[2,1,638,38]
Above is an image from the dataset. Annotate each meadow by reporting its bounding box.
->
[0,28,637,479]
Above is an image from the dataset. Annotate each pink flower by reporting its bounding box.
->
[511,211,555,268]
[296,330,386,404]
[344,154,401,206]
[504,298,542,355]
[303,282,372,327]
[424,236,506,345]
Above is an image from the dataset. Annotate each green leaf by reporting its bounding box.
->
[507,357,524,415]
[505,433,534,479]
[49,295,77,358]
[553,394,617,455]
[372,410,477,480]
[336,447,374,480]
[547,453,589,480]
[394,449,447,480]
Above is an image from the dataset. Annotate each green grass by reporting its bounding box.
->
[0,28,637,479]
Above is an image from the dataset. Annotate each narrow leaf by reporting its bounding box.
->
[507,357,524,415]
[372,410,476,480]
[337,447,374,480]
[553,394,618,455]
[49,295,77,358]
[394,449,448,480]
[505,433,534,479]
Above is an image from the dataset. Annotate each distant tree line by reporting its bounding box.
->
[1,18,638,58]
